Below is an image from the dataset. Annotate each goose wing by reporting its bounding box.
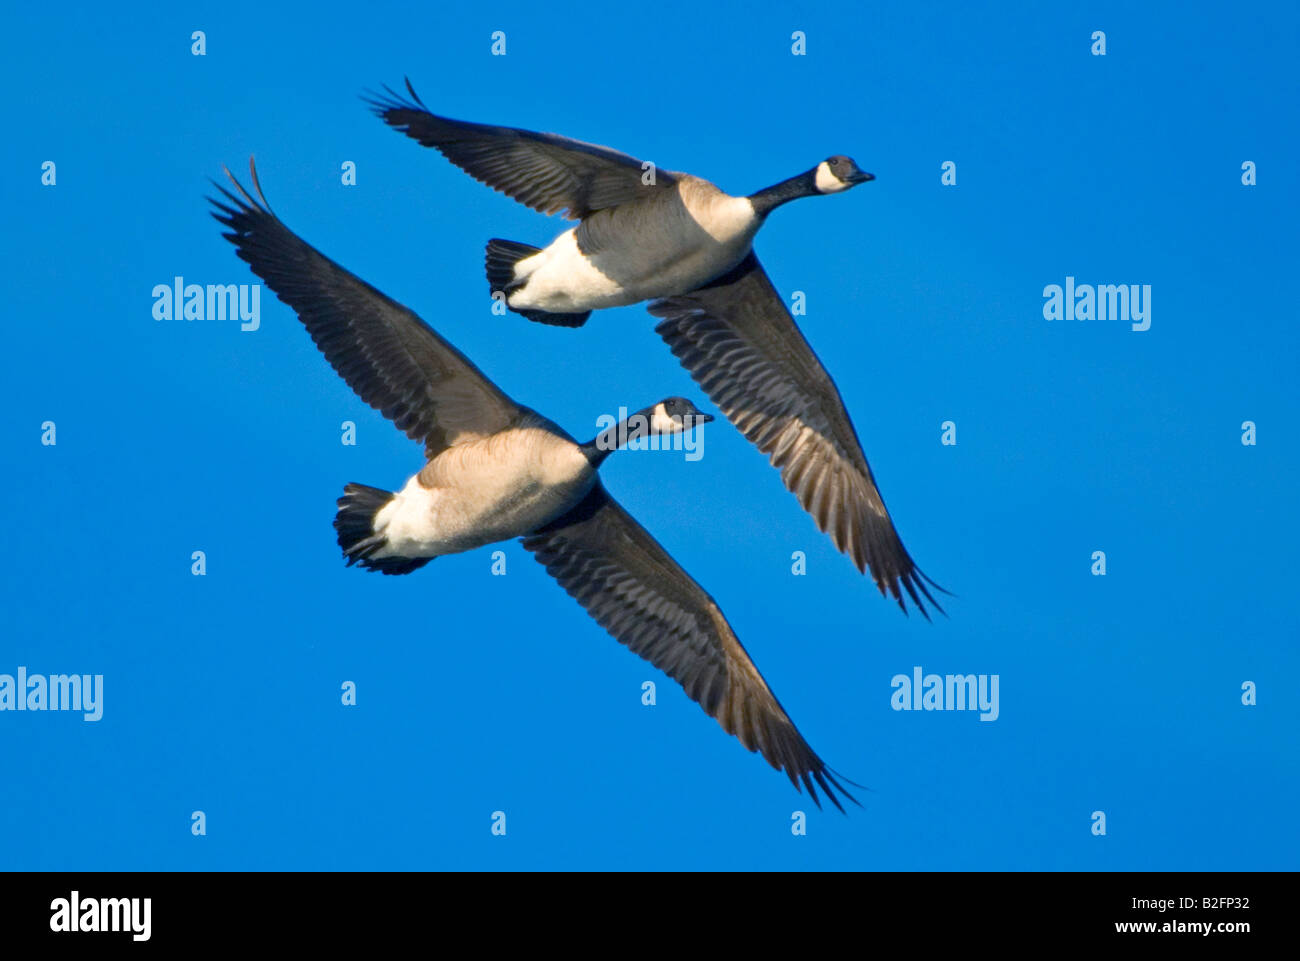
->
[209,161,521,457]
[648,253,944,618]
[365,78,676,221]
[523,481,857,811]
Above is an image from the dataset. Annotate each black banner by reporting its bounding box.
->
[0,871,1277,946]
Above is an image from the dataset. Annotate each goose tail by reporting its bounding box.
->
[485,239,590,328]
[334,483,431,576]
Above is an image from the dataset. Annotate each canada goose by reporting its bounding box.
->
[208,160,857,810]
[366,80,945,617]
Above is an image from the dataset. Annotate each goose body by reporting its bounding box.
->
[369,80,946,616]
[209,161,857,809]
[371,412,595,561]
[509,176,761,313]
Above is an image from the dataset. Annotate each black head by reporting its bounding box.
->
[649,397,715,433]
[817,155,875,193]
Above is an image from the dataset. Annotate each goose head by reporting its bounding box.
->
[581,397,715,466]
[749,156,875,216]
[647,396,715,434]
[814,155,875,194]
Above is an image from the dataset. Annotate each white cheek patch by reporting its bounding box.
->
[815,161,851,193]
[650,403,682,434]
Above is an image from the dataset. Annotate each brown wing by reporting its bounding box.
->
[523,482,858,811]
[365,78,676,220]
[210,160,521,457]
[649,253,945,617]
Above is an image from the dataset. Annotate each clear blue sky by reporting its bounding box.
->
[2,0,1296,870]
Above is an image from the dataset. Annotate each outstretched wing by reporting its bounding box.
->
[523,482,858,811]
[209,160,521,457]
[365,78,676,220]
[649,253,945,618]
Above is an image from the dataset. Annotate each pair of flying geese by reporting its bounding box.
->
[210,79,945,811]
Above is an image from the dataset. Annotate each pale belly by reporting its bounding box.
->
[370,433,595,560]
[509,195,759,312]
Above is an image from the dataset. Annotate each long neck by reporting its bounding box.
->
[580,406,657,468]
[748,168,819,218]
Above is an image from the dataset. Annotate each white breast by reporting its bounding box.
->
[686,190,761,244]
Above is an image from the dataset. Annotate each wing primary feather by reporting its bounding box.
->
[522,483,860,811]
[208,158,520,457]
[364,81,675,220]
[649,254,948,618]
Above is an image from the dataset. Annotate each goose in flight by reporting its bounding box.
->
[367,80,945,618]
[208,160,858,810]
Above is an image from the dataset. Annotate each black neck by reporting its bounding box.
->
[579,406,657,468]
[748,168,819,218]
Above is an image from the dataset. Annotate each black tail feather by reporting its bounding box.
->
[517,307,591,328]
[485,238,590,328]
[334,483,431,576]
[485,238,539,295]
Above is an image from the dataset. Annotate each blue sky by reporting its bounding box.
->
[2,0,1296,869]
